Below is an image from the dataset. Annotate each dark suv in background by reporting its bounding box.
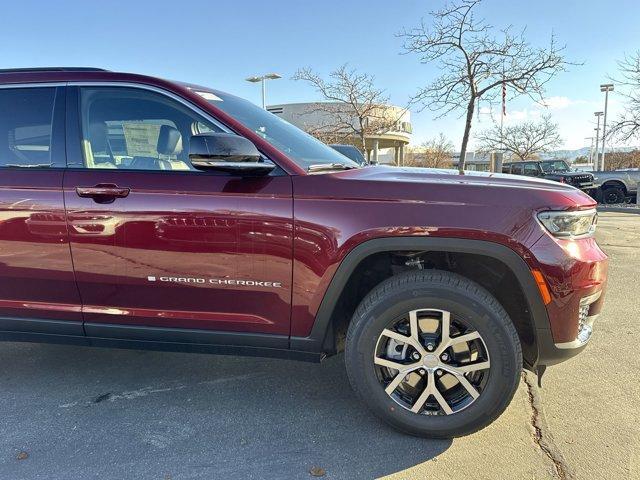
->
[0,68,608,438]
[503,160,595,192]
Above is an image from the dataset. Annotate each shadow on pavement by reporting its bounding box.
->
[0,342,451,479]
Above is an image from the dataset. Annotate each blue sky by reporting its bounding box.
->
[1,0,638,150]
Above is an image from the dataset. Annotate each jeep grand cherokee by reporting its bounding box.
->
[0,68,608,438]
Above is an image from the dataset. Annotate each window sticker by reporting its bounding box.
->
[121,122,161,157]
[195,91,223,102]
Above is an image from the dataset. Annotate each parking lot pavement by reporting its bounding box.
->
[1,212,638,480]
[539,213,640,480]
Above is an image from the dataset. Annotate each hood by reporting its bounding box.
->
[546,170,593,178]
[327,166,596,211]
[335,166,574,190]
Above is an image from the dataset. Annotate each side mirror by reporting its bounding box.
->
[189,133,276,175]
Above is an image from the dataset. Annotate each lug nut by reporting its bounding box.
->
[426,343,435,351]
[412,352,421,360]
[419,369,426,375]
[441,353,449,362]
[436,369,444,376]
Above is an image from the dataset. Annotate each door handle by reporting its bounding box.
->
[76,184,130,203]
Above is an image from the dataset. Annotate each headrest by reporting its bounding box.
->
[157,125,182,156]
[88,121,109,152]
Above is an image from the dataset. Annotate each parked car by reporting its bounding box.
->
[502,160,595,192]
[591,169,640,204]
[329,144,368,166]
[0,68,608,438]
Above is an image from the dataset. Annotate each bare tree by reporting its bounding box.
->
[405,133,454,168]
[400,0,571,173]
[292,65,403,157]
[609,51,640,143]
[476,115,562,160]
[603,149,640,170]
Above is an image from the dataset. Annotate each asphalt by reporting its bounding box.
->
[0,212,638,480]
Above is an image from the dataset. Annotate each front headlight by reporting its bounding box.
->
[537,209,597,238]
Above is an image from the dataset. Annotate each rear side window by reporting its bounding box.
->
[523,163,539,176]
[0,88,56,168]
[511,163,523,175]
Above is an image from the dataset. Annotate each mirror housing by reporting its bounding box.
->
[189,133,275,175]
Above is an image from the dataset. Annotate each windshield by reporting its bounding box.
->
[330,145,367,165]
[187,86,359,171]
[540,160,570,173]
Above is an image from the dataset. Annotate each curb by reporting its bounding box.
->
[597,206,640,215]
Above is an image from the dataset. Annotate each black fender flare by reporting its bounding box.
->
[290,237,551,366]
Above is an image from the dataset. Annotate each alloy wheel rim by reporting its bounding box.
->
[373,308,491,415]
[606,192,619,204]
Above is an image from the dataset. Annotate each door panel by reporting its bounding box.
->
[0,86,82,327]
[64,170,293,334]
[63,85,293,336]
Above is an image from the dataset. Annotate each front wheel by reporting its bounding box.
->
[345,270,522,438]
[602,186,625,204]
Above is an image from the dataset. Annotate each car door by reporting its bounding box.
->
[63,85,293,343]
[0,85,84,334]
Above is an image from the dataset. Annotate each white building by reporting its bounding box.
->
[267,102,411,165]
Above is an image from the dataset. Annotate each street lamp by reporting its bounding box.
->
[585,136,595,165]
[599,83,614,171]
[245,73,282,109]
[594,111,604,171]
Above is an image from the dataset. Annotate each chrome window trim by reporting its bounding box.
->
[0,82,66,89]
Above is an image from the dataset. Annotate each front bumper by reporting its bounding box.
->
[554,290,601,349]
[529,233,608,367]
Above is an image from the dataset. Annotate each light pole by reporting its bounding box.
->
[600,84,614,171]
[245,73,282,109]
[585,136,595,166]
[594,111,604,170]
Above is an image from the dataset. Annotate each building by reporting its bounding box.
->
[266,102,411,164]
[450,152,491,171]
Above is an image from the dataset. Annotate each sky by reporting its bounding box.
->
[1,0,638,152]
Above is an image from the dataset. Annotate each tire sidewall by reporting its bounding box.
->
[346,277,521,437]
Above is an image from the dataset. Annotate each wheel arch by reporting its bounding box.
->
[290,237,550,368]
[601,179,628,193]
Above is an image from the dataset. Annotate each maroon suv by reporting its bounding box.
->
[0,68,608,437]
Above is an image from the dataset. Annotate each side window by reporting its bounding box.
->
[523,163,539,177]
[501,164,511,174]
[0,87,57,168]
[511,163,523,175]
[79,87,224,171]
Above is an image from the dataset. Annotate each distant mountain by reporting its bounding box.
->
[542,146,639,161]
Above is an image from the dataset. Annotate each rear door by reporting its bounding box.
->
[0,85,83,334]
[63,85,293,343]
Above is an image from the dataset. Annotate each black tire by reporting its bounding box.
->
[602,186,625,204]
[345,269,522,438]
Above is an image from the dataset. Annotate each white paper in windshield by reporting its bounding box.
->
[195,91,223,102]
